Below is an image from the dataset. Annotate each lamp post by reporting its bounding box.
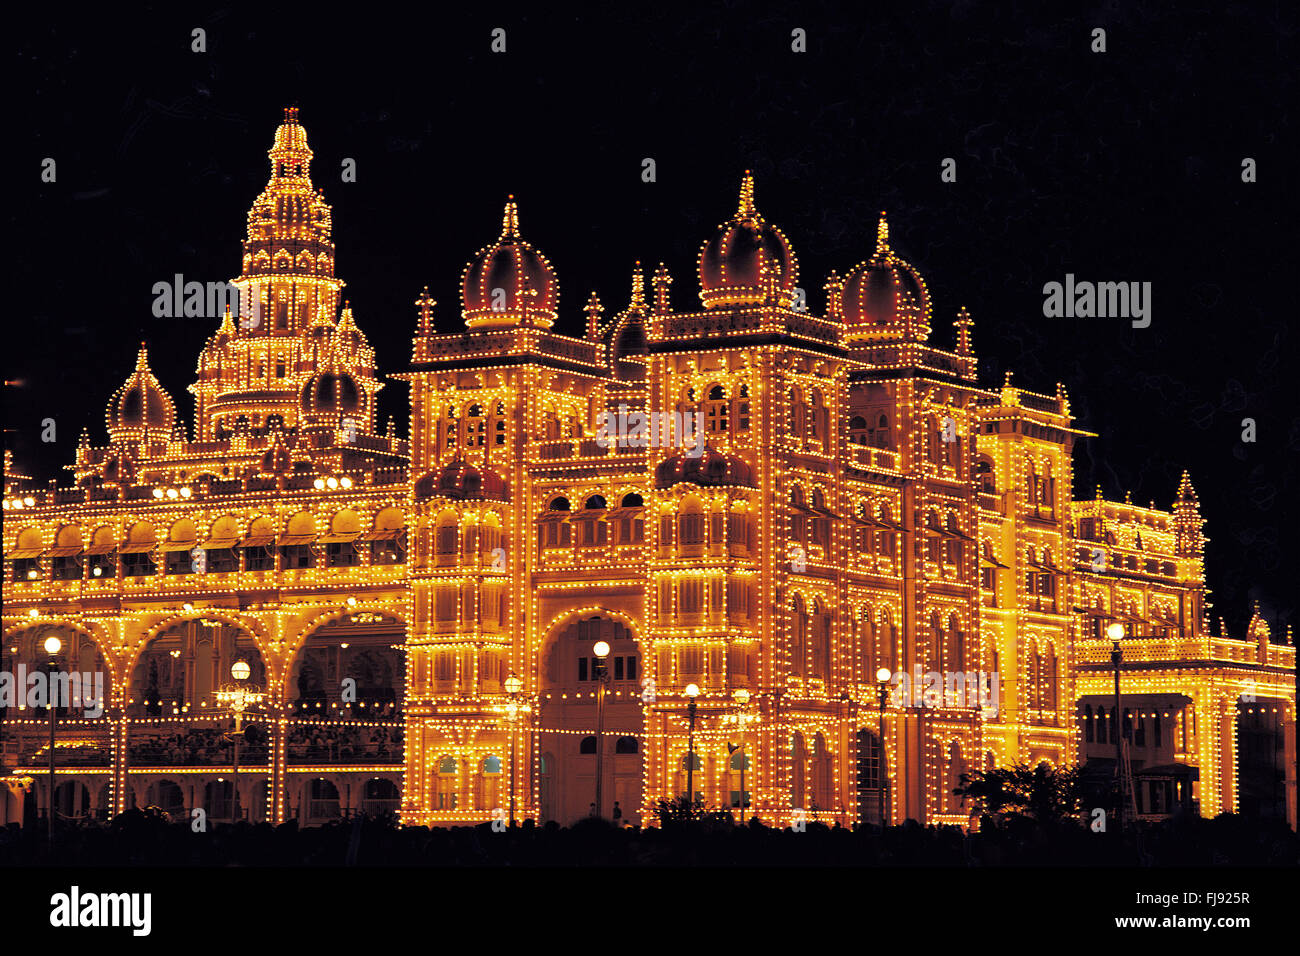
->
[592,641,611,819]
[876,667,892,829]
[215,659,263,824]
[685,683,700,807]
[1107,622,1125,830]
[503,673,527,826]
[44,634,62,848]
[726,688,754,824]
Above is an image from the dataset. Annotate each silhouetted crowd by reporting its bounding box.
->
[286,724,402,762]
[1,808,1294,867]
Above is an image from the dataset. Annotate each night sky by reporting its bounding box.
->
[8,2,1295,636]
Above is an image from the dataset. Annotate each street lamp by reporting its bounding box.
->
[685,683,700,808]
[726,688,754,823]
[876,667,892,829]
[43,633,62,848]
[503,673,527,826]
[1107,622,1125,829]
[214,659,264,823]
[592,641,611,819]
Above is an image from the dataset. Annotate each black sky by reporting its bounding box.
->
[7,1,1296,635]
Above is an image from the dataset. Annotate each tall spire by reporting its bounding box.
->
[502,196,520,239]
[954,306,973,355]
[875,211,890,256]
[737,170,757,219]
[585,292,603,340]
[629,262,647,311]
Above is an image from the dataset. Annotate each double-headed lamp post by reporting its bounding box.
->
[685,683,701,806]
[502,673,528,826]
[1107,622,1126,829]
[876,667,892,829]
[593,641,612,819]
[215,659,263,824]
[44,634,62,847]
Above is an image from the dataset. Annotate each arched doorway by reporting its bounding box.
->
[539,613,644,824]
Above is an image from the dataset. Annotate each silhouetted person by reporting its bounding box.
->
[612,801,623,822]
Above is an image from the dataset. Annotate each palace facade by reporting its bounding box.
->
[2,111,1294,830]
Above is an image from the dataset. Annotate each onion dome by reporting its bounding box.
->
[698,172,798,309]
[415,458,510,501]
[841,212,932,343]
[655,446,756,489]
[107,344,176,443]
[461,198,558,330]
[300,364,362,419]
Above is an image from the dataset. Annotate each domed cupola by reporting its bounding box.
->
[461,198,559,330]
[841,212,932,343]
[106,344,176,443]
[698,172,798,309]
[300,361,362,422]
[415,457,510,502]
[655,446,756,489]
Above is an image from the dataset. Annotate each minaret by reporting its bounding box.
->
[652,263,672,315]
[955,307,974,356]
[584,292,603,341]
[1174,470,1205,558]
[629,262,648,313]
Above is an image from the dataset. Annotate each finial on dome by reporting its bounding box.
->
[630,262,647,310]
[135,342,151,371]
[1177,469,1199,503]
[502,196,520,239]
[283,106,299,124]
[876,211,890,255]
[737,171,757,219]
[585,291,603,340]
[219,304,235,336]
[955,307,973,356]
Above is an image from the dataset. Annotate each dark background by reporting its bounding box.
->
[7,2,1295,636]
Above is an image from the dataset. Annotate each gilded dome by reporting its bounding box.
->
[698,172,798,309]
[106,344,176,442]
[300,368,362,417]
[461,199,558,329]
[841,212,932,342]
[415,458,510,502]
[655,446,756,489]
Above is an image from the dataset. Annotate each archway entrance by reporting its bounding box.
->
[539,613,644,824]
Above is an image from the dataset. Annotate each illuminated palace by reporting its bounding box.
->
[2,111,1294,831]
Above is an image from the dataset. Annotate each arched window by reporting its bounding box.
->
[1085,704,1095,742]
[705,384,728,433]
[679,499,705,553]
[849,415,869,445]
[435,515,458,566]
[733,383,751,432]
[948,613,964,672]
[809,389,827,448]
[790,486,808,546]
[811,600,831,679]
[615,736,639,754]
[872,413,892,450]
[976,455,996,494]
[580,736,597,754]
[791,595,808,676]
[788,387,804,438]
